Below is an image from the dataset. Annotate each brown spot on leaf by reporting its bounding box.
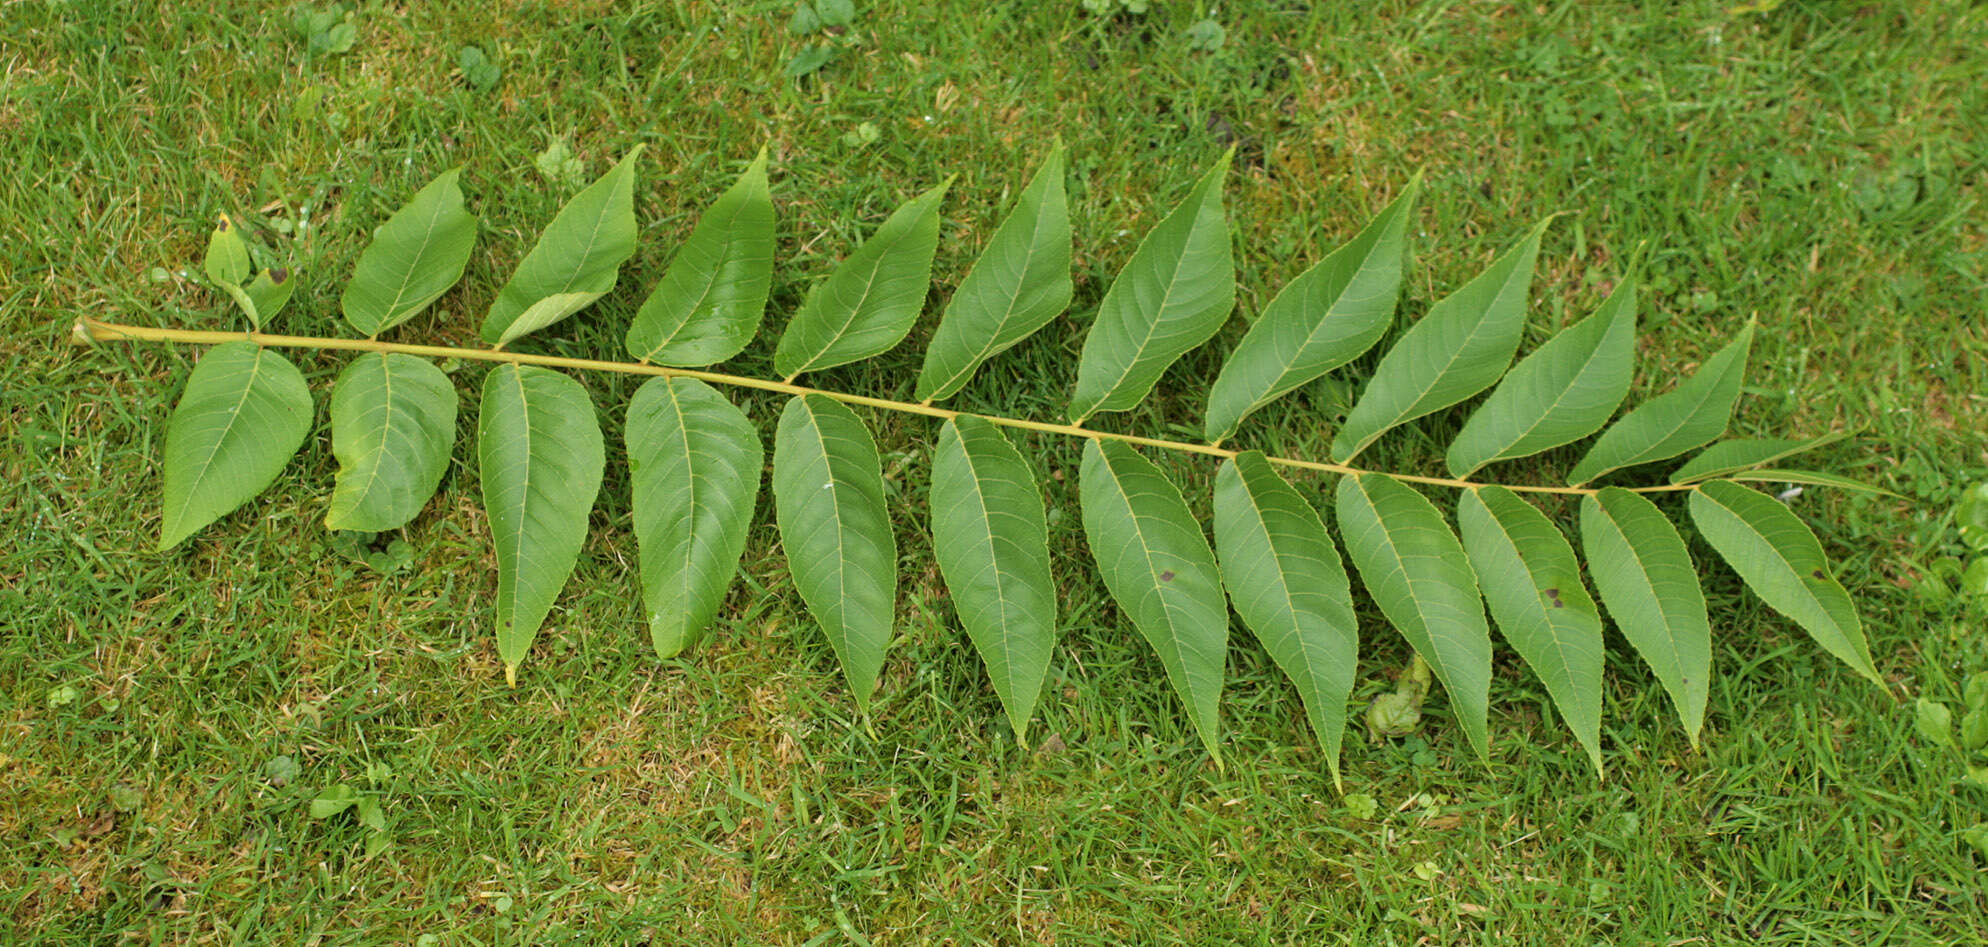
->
[268,267,289,283]
[1159,570,1176,582]
[1811,569,1827,580]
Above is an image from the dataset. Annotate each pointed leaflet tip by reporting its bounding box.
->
[1079,440,1228,760]
[1202,172,1417,441]
[1443,258,1638,478]
[479,145,644,344]
[930,416,1056,741]
[1331,214,1555,463]
[1565,319,1756,486]
[479,364,605,680]
[773,396,896,712]
[739,145,770,183]
[1066,151,1236,421]
[772,179,951,377]
[1578,489,1710,744]
[1333,474,1493,762]
[1398,168,1426,205]
[1212,452,1359,789]
[914,149,1074,402]
[1620,239,1650,280]
[341,165,479,337]
[1687,479,1883,688]
[625,148,778,366]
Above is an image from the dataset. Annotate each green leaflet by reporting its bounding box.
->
[341,167,479,337]
[242,268,297,326]
[1579,488,1709,745]
[625,149,775,366]
[1203,178,1417,442]
[1334,473,1493,761]
[773,180,950,379]
[480,146,643,346]
[1688,481,1882,685]
[478,365,604,682]
[1727,469,1895,496]
[1668,433,1846,483]
[507,293,612,345]
[1566,322,1755,485]
[1213,452,1358,790]
[930,416,1057,739]
[915,148,1072,402]
[204,214,251,288]
[773,395,897,710]
[1068,151,1235,423]
[1080,439,1229,760]
[1332,218,1551,463]
[1458,486,1605,775]
[626,377,762,659]
[325,353,458,532]
[1446,274,1638,478]
[159,341,314,550]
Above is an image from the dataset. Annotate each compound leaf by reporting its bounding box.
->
[1688,480,1881,685]
[625,148,775,366]
[774,180,949,378]
[341,167,479,337]
[1458,486,1605,775]
[1069,151,1235,423]
[1567,322,1755,485]
[325,352,458,532]
[1446,274,1637,478]
[626,376,762,659]
[478,365,604,682]
[1668,433,1847,483]
[160,341,313,550]
[480,146,643,345]
[774,395,897,710]
[915,147,1072,402]
[1204,178,1416,442]
[1332,217,1552,462]
[1334,473,1492,761]
[931,416,1057,739]
[1579,487,1709,745]
[1213,452,1359,790]
[1080,439,1229,761]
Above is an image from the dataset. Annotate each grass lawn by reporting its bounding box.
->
[4,0,1986,942]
